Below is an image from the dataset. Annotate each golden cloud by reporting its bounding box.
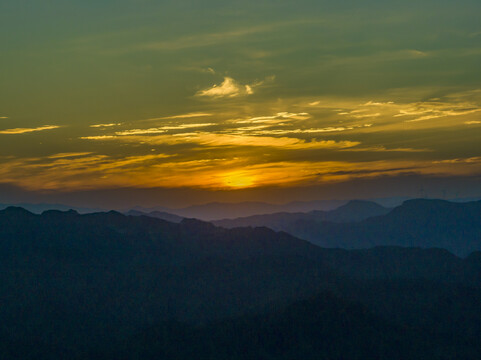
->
[0,125,60,134]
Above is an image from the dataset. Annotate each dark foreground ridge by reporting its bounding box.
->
[0,205,481,359]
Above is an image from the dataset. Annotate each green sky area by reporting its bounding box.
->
[0,0,480,207]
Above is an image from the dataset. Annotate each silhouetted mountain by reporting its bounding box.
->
[1,206,481,358]
[328,199,390,221]
[125,209,184,223]
[0,206,336,356]
[214,200,391,229]
[131,199,347,221]
[285,199,481,257]
[0,202,103,214]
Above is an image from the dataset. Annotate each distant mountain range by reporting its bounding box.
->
[117,196,481,220]
[214,199,481,257]
[214,199,392,228]
[129,199,348,221]
[1,205,481,358]
[2,195,479,220]
[125,209,184,223]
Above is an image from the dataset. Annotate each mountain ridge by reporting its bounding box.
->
[214,199,391,229]
[216,199,481,257]
[1,204,481,358]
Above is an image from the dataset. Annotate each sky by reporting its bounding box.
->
[1,0,480,208]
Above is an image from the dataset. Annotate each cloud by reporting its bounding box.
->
[363,101,395,106]
[115,128,167,136]
[341,146,429,152]
[114,123,215,136]
[393,101,481,122]
[0,116,8,119]
[433,157,481,164]
[196,77,259,98]
[48,152,93,159]
[351,113,381,119]
[158,123,215,130]
[154,113,212,120]
[87,131,360,150]
[188,133,360,150]
[73,96,480,193]
[338,108,382,119]
[80,135,116,140]
[235,112,310,124]
[325,167,417,176]
[0,153,173,190]
[235,127,351,136]
[78,108,373,153]
[90,123,121,128]
[465,121,480,125]
[329,93,481,132]
[0,125,60,134]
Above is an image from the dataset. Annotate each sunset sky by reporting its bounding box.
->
[1,0,480,207]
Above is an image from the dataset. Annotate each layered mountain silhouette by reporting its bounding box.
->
[214,199,391,229]
[1,205,481,358]
[216,199,481,257]
[131,199,347,221]
[125,209,184,223]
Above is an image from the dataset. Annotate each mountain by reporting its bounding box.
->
[0,206,338,356]
[1,206,481,358]
[214,200,391,229]
[284,199,481,257]
[0,202,103,214]
[125,209,184,223]
[131,199,347,221]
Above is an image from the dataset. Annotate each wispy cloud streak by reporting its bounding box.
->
[0,125,60,134]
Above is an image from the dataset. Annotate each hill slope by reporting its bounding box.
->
[1,206,481,358]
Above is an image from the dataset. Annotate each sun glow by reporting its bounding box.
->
[222,171,256,188]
